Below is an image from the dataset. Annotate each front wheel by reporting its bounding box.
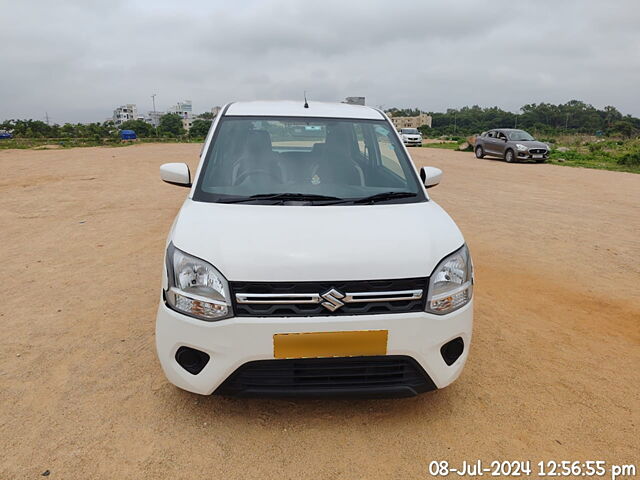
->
[475,146,484,158]
[505,149,515,163]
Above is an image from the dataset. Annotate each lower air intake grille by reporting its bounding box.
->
[215,356,437,397]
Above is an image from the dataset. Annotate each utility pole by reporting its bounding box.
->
[151,94,157,115]
[151,94,158,136]
[514,114,518,129]
[44,112,50,125]
[565,112,570,130]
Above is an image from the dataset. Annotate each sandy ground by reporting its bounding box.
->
[1,143,638,479]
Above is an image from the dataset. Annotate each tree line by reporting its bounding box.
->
[389,100,640,138]
[0,113,214,139]
[4,100,639,140]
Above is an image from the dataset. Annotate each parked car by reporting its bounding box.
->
[0,130,13,139]
[156,101,473,397]
[398,127,423,146]
[474,128,549,163]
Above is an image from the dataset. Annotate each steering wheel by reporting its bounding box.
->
[234,168,281,185]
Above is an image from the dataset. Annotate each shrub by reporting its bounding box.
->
[617,151,640,166]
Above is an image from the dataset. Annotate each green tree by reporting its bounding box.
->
[198,112,216,120]
[61,123,76,137]
[119,119,153,137]
[158,114,185,136]
[189,119,212,137]
[609,120,637,139]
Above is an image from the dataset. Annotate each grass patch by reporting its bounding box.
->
[548,138,640,174]
[420,142,461,150]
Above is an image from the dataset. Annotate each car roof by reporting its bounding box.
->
[225,100,385,120]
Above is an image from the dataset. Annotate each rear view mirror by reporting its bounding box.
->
[160,163,191,187]
[420,166,443,189]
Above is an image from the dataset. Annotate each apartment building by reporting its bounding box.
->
[112,104,138,126]
[343,96,365,106]
[146,111,164,127]
[388,112,433,129]
[168,100,193,131]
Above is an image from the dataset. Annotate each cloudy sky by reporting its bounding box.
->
[1,0,639,123]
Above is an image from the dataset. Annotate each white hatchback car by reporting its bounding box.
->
[156,101,473,397]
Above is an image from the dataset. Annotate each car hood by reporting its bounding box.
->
[170,199,464,282]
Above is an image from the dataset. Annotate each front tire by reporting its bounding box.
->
[475,146,484,158]
[505,149,515,163]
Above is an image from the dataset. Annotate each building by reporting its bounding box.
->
[388,112,432,130]
[343,96,365,106]
[168,100,194,131]
[146,111,164,127]
[112,104,138,126]
[211,106,222,117]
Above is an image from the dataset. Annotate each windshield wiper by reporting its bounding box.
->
[218,192,343,204]
[352,191,418,204]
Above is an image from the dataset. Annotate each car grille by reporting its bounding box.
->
[230,277,427,317]
[529,148,547,154]
[215,355,437,396]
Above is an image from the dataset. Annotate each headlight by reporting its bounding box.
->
[426,245,473,315]
[516,143,527,151]
[165,243,232,321]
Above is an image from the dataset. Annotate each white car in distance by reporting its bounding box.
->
[156,100,473,397]
[398,128,423,146]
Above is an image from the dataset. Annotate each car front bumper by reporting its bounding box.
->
[518,151,548,159]
[155,300,473,396]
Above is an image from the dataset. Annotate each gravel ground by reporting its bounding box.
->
[1,143,638,479]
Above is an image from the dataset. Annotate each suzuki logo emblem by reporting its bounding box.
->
[320,288,345,312]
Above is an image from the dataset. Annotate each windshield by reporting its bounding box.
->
[193,116,426,205]
[401,128,419,134]
[507,130,535,141]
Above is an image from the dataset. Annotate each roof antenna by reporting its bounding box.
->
[303,91,309,109]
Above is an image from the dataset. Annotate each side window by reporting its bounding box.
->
[374,125,404,177]
[487,131,495,138]
[497,131,506,140]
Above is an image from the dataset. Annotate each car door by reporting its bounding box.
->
[483,130,497,154]
[494,130,508,156]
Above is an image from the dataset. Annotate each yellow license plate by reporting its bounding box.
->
[273,330,388,359]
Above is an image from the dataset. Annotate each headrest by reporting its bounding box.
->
[325,124,351,151]
[244,129,273,155]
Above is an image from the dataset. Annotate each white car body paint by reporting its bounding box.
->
[156,101,473,396]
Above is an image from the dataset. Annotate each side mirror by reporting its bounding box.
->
[420,166,443,189]
[160,163,191,187]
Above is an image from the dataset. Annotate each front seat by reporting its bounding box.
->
[232,130,283,187]
[312,124,364,186]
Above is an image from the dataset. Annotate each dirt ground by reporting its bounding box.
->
[1,143,638,479]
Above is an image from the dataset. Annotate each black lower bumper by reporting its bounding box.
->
[214,355,437,398]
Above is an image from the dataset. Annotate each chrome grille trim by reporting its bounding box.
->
[236,289,423,305]
[236,293,321,304]
[343,290,423,303]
